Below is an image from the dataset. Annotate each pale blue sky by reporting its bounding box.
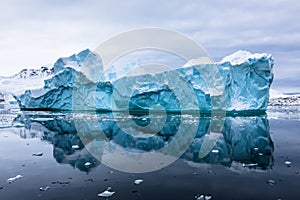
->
[0,0,299,91]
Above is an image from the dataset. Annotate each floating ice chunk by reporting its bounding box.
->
[33,118,54,121]
[71,145,80,149]
[211,149,219,154]
[84,162,92,167]
[195,194,212,200]
[98,187,115,198]
[7,175,23,183]
[205,196,212,200]
[285,161,292,167]
[267,179,276,186]
[242,163,258,167]
[134,179,143,185]
[32,152,43,156]
[39,186,50,191]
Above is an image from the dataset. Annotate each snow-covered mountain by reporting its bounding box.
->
[0,67,53,103]
[13,66,53,79]
[0,49,96,104]
[269,89,300,106]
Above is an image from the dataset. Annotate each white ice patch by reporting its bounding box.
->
[40,186,50,191]
[72,145,80,149]
[98,187,115,198]
[84,162,92,166]
[220,50,269,66]
[7,175,23,183]
[134,179,144,185]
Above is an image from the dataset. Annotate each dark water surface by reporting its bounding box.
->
[0,107,299,200]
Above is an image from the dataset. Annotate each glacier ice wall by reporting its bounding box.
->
[15,50,274,112]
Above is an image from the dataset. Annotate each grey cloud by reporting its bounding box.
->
[0,0,299,88]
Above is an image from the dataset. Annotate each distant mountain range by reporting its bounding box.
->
[13,66,53,79]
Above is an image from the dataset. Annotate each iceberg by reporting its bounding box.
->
[15,49,274,112]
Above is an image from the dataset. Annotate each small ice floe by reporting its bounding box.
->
[242,163,258,167]
[32,152,43,156]
[211,149,219,154]
[7,175,23,183]
[39,186,50,191]
[267,179,276,186]
[84,162,92,167]
[285,161,292,167]
[71,145,80,149]
[33,118,54,121]
[98,187,115,198]
[195,194,212,200]
[134,179,143,185]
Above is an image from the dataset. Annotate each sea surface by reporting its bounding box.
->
[0,106,299,200]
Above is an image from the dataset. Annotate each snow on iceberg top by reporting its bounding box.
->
[219,50,272,66]
[182,50,273,70]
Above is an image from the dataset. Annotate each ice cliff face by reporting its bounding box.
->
[219,50,274,111]
[53,49,103,82]
[15,50,274,112]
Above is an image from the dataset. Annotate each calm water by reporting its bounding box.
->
[0,106,299,200]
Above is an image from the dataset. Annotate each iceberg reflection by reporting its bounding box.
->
[13,112,273,172]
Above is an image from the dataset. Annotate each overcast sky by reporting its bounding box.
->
[0,0,299,90]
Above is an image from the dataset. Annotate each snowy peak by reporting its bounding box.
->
[220,50,273,66]
[13,66,53,79]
